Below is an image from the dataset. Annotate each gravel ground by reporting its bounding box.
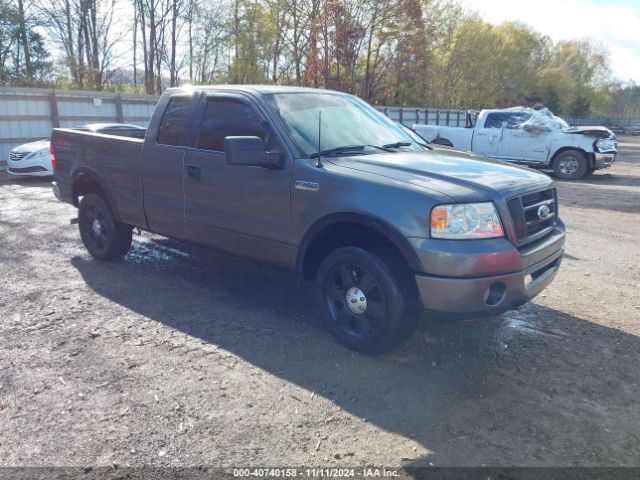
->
[0,138,639,469]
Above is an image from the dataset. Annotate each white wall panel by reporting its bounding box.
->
[0,87,158,160]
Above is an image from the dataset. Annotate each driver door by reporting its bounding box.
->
[182,94,294,267]
[506,126,551,163]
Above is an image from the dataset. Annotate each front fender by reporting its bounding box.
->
[296,212,423,276]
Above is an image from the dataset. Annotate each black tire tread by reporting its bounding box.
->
[553,150,588,180]
[78,193,132,260]
[315,246,417,355]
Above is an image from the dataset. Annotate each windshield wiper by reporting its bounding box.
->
[381,141,412,149]
[310,145,366,158]
[310,143,404,159]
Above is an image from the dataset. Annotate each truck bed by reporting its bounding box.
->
[412,124,474,150]
[52,129,147,228]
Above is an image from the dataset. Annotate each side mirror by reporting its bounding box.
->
[522,124,550,133]
[224,136,280,168]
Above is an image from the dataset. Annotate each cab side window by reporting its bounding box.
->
[157,97,192,146]
[484,112,532,129]
[483,113,503,129]
[197,99,267,152]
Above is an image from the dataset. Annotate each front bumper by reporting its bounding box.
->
[410,223,565,318]
[415,248,562,317]
[7,154,53,176]
[594,151,616,169]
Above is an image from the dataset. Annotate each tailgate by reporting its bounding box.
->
[52,129,145,227]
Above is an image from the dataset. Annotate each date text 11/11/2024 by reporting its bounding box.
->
[231,468,400,477]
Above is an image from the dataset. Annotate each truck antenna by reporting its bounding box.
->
[316,110,323,168]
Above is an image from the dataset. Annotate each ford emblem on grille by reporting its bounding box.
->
[537,204,551,220]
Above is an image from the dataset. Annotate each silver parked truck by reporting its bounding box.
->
[51,86,565,354]
[414,106,617,180]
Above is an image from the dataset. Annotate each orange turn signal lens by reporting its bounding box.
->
[431,207,448,230]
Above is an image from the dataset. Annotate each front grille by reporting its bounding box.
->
[8,166,47,174]
[507,188,557,245]
[9,151,28,162]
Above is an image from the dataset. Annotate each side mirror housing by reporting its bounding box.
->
[224,136,280,168]
[522,124,550,133]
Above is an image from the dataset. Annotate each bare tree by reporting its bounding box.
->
[40,0,128,89]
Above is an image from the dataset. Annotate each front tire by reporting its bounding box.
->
[314,246,417,355]
[78,193,132,260]
[553,150,588,180]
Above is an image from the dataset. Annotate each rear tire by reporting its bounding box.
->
[553,150,588,180]
[314,246,417,355]
[78,193,132,260]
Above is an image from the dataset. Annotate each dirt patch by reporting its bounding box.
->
[0,139,639,468]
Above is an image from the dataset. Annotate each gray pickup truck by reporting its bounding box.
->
[51,85,565,354]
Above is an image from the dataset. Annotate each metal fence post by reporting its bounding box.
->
[436,110,440,125]
[49,91,60,128]
[115,95,124,123]
[399,108,403,125]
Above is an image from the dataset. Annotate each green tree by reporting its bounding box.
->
[0,0,51,85]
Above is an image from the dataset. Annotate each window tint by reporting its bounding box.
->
[484,112,532,129]
[197,99,266,152]
[157,97,192,146]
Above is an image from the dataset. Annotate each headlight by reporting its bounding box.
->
[595,138,616,152]
[431,202,504,239]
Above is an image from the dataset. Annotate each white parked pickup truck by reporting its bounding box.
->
[413,107,617,180]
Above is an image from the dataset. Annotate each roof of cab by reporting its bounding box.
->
[165,84,345,96]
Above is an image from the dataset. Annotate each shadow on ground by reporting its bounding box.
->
[71,236,640,466]
[0,174,53,186]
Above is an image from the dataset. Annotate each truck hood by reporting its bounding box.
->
[328,148,552,201]
[564,126,613,138]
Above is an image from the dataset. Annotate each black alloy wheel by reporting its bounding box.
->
[324,262,387,340]
[78,193,132,260]
[315,246,417,354]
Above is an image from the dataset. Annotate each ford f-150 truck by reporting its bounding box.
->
[51,86,565,354]
[413,107,617,180]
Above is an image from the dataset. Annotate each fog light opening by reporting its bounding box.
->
[524,274,534,286]
[484,282,506,306]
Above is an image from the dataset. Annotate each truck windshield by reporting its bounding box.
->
[265,92,422,157]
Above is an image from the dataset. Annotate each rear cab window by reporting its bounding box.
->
[157,96,194,146]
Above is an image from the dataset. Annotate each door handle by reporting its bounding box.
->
[185,164,201,178]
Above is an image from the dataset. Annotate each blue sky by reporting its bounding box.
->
[461,0,640,82]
